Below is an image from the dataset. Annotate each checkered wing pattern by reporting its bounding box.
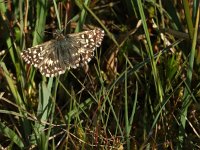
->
[21,28,104,77]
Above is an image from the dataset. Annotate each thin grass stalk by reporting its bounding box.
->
[0,62,32,145]
[107,89,124,139]
[75,0,90,32]
[126,78,138,149]
[182,0,194,40]
[137,0,163,102]
[0,2,20,77]
[53,0,61,30]
[124,60,130,149]
[83,3,119,47]
[177,7,199,149]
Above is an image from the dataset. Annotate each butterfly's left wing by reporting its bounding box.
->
[63,28,104,68]
[21,39,67,77]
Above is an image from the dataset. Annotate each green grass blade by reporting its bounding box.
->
[0,122,24,148]
[75,0,90,32]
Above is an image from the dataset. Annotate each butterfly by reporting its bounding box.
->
[21,28,104,77]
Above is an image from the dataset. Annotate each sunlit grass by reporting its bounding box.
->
[0,0,199,149]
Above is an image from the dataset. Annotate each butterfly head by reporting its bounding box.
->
[53,29,65,40]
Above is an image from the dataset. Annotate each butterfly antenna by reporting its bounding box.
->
[44,31,53,35]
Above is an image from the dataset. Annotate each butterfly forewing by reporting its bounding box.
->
[21,28,104,77]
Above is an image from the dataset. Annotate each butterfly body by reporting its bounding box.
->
[21,28,104,77]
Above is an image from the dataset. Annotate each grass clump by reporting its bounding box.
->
[0,0,199,149]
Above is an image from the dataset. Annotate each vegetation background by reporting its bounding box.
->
[0,0,199,149]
